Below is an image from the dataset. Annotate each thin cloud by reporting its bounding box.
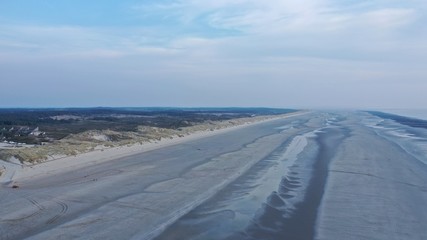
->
[131,0,419,34]
[361,8,417,29]
[1,0,423,60]
[0,0,426,108]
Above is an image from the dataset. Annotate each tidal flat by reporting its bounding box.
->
[1,111,426,240]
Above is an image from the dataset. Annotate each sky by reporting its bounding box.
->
[1,0,426,109]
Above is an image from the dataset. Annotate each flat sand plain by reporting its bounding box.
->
[1,112,306,185]
[0,112,309,239]
[1,111,427,240]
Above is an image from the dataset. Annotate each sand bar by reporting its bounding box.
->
[0,112,311,240]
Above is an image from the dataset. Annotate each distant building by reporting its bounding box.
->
[30,127,43,136]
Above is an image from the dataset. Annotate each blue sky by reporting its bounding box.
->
[1,0,426,108]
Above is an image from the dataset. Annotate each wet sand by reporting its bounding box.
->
[316,114,427,240]
[0,113,314,240]
[1,111,427,240]
[155,114,347,240]
[155,112,427,240]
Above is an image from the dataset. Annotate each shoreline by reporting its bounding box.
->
[0,111,308,185]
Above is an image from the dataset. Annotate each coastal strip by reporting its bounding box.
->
[1,111,308,186]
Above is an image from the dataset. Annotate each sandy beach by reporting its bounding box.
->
[0,112,313,240]
[1,111,427,240]
[0,112,306,186]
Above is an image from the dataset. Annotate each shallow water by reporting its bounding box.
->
[364,112,427,165]
[155,114,347,240]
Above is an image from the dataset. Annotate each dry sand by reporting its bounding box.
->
[1,111,427,240]
[0,111,306,186]
[0,111,312,240]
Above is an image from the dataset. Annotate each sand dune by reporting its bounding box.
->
[1,111,427,240]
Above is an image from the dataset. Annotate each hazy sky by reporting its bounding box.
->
[1,0,426,109]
